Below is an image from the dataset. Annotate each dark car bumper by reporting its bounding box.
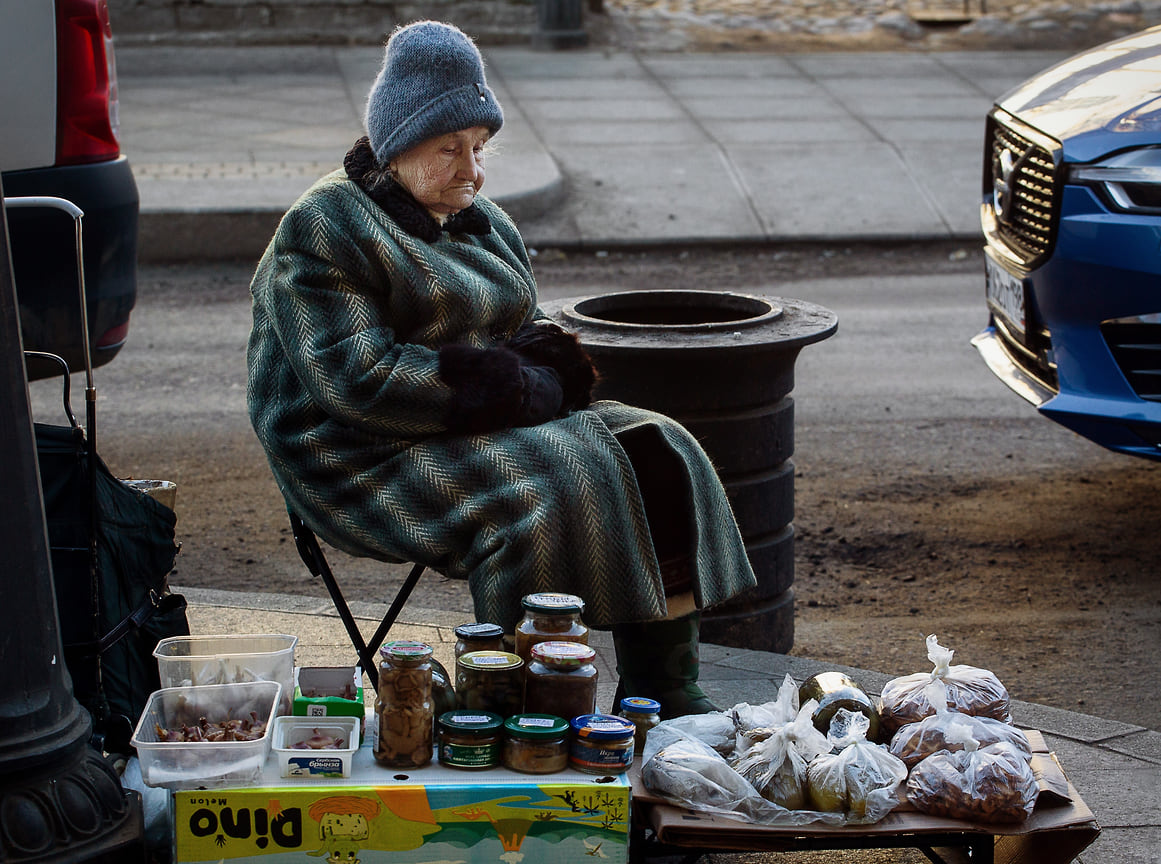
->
[2,156,138,379]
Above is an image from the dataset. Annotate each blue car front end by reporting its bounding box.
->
[973,27,1161,460]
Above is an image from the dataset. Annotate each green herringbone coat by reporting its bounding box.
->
[247,169,755,631]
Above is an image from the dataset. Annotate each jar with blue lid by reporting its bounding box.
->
[617,696,661,751]
[568,713,636,775]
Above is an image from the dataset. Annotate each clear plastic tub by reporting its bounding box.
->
[271,715,359,778]
[153,634,297,714]
[130,681,281,790]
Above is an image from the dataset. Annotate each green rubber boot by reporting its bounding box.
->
[611,612,718,720]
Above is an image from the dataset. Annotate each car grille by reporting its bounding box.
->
[1102,321,1161,401]
[984,110,1062,268]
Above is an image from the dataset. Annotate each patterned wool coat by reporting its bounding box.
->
[247,162,756,632]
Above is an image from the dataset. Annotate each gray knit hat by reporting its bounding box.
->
[365,21,504,166]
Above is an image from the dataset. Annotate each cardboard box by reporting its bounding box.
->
[292,666,364,719]
[631,730,1099,864]
[172,743,630,863]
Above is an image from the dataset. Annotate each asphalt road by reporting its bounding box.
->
[25,247,1160,731]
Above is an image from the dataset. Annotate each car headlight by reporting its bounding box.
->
[1070,147,1161,213]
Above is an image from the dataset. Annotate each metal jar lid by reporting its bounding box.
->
[619,696,661,715]
[569,714,636,741]
[453,622,505,641]
[520,592,585,614]
[456,650,524,671]
[379,639,433,661]
[504,714,570,740]
[438,711,504,735]
[531,640,597,668]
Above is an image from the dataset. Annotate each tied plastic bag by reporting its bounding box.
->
[889,711,1032,769]
[805,709,908,823]
[879,634,1012,734]
[731,673,800,754]
[905,716,1038,824]
[641,696,846,827]
[732,698,832,810]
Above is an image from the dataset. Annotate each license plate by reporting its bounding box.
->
[985,253,1026,339]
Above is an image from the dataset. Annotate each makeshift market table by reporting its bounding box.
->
[627,731,1100,864]
[163,725,1097,864]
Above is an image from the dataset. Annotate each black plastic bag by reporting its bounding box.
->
[36,421,188,752]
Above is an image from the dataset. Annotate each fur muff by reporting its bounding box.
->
[507,322,598,410]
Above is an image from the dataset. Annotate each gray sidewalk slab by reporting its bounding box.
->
[114,45,1072,261]
[176,584,1161,863]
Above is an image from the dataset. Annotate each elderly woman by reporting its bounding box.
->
[247,20,755,719]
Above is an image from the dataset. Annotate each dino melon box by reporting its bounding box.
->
[170,741,630,863]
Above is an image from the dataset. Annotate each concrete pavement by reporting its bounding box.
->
[117,44,1076,261]
[119,42,1161,862]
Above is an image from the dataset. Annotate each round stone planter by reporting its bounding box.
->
[543,290,838,654]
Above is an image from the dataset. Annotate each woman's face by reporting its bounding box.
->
[391,126,490,219]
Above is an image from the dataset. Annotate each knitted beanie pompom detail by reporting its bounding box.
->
[365,21,504,166]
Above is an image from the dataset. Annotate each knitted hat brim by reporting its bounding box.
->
[371,83,504,166]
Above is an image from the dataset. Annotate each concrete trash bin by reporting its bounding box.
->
[544,290,837,654]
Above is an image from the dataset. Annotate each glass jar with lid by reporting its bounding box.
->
[453,622,506,661]
[374,640,434,768]
[523,640,598,721]
[455,651,524,718]
[437,711,504,770]
[617,696,661,751]
[514,592,588,664]
[569,714,636,775]
[503,714,570,774]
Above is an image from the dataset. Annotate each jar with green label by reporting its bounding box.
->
[456,651,524,718]
[514,592,588,664]
[617,696,661,752]
[374,640,433,768]
[503,714,570,774]
[523,640,598,721]
[453,622,506,661]
[437,712,503,770]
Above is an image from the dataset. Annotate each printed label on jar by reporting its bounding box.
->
[473,655,512,665]
[570,739,634,773]
[439,741,501,768]
[517,717,556,728]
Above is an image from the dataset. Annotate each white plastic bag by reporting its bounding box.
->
[732,698,831,810]
[879,634,1012,734]
[906,726,1039,824]
[804,709,908,824]
[889,710,1032,769]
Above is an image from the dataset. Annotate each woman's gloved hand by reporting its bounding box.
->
[506,322,597,411]
[439,343,564,434]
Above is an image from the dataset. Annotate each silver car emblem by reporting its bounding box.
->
[993,145,1031,225]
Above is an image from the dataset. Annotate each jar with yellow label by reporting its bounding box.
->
[455,651,524,718]
[514,592,588,664]
[569,714,635,775]
[523,641,597,721]
[374,640,433,768]
[437,711,503,770]
[453,622,505,661]
[503,714,570,774]
[617,696,661,752]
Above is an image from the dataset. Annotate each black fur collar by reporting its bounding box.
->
[343,137,492,243]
